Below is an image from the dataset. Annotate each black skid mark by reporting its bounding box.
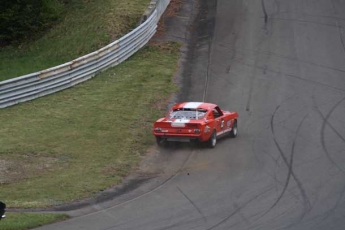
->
[261,0,268,24]
[320,96,345,143]
[269,104,311,218]
[251,113,311,224]
[202,0,218,102]
[205,186,275,230]
[279,113,313,228]
[331,0,345,55]
[232,58,345,93]
[176,186,207,223]
[313,96,345,173]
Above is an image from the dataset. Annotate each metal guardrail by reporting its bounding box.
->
[0,0,171,108]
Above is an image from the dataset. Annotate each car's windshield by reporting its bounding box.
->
[168,109,207,120]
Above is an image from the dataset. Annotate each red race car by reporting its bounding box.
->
[153,102,238,148]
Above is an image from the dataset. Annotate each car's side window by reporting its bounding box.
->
[215,106,224,117]
[212,109,221,118]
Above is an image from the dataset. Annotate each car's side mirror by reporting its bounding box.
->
[0,201,6,220]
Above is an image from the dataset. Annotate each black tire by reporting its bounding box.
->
[156,136,163,146]
[208,130,217,148]
[229,120,238,138]
[156,137,168,147]
[0,201,5,220]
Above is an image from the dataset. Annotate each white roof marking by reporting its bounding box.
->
[183,102,203,109]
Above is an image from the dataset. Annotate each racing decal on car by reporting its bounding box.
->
[216,128,232,136]
[227,120,231,127]
[171,119,190,127]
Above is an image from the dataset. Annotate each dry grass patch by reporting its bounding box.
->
[0,155,62,184]
[0,42,180,208]
[0,212,69,230]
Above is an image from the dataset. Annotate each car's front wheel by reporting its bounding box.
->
[208,130,217,148]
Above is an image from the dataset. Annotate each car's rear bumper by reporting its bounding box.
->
[154,133,208,142]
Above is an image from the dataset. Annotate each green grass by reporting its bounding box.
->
[0,42,180,208]
[0,213,69,230]
[0,0,151,81]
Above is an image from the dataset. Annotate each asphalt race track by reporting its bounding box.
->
[37,0,345,229]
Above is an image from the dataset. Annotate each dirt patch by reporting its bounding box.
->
[164,0,183,17]
[0,155,62,184]
[154,0,183,39]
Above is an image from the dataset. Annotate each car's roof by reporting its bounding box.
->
[172,102,217,110]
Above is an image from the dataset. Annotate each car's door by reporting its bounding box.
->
[212,107,225,135]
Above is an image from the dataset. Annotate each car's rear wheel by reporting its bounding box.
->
[229,120,238,138]
[156,137,165,147]
[208,130,217,148]
[156,137,168,147]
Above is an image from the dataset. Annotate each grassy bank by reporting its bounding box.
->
[0,213,69,230]
[0,42,180,208]
[0,0,151,81]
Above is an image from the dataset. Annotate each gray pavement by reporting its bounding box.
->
[36,0,345,229]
